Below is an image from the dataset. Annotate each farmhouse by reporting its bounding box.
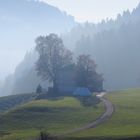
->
[46,64,103,96]
[73,87,91,96]
[57,64,77,95]
[56,64,103,95]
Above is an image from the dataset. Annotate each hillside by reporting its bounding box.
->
[0,0,76,96]
[63,3,140,90]
[0,93,36,113]
[0,89,140,140]
[0,96,104,140]
[72,89,140,139]
[0,0,75,33]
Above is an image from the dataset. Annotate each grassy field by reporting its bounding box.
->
[70,88,140,139]
[0,96,104,140]
[1,89,140,140]
[0,93,35,113]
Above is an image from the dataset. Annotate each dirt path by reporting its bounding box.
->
[58,97,114,136]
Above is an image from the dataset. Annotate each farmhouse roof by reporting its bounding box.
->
[73,87,91,96]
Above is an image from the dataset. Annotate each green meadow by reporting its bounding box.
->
[0,89,140,140]
[71,89,140,139]
[0,97,104,140]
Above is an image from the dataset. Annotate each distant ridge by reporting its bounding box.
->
[0,0,76,96]
[2,1,140,95]
[0,0,76,33]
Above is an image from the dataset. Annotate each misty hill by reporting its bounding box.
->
[0,51,52,95]
[0,0,75,33]
[0,0,76,95]
[0,0,76,86]
[62,4,140,50]
[63,4,140,90]
[1,2,140,95]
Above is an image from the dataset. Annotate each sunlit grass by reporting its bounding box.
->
[0,96,104,140]
[71,88,140,139]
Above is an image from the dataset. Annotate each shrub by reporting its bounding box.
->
[38,131,54,140]
[77,95,100,107]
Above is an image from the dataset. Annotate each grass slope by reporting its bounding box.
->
[0,93,36,113]
[0,97,104,140]
[71,88,140,139]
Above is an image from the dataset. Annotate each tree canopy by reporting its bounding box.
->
[76,55,103,92]
[35,34,73,92]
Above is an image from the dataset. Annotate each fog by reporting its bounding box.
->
[0,0,75,79]
[63,5,140,90]
[0,0,75,96]
[1,0,140,96]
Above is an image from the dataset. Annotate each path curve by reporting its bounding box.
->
[58,97,114,136]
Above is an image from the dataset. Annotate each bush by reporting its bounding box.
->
[77,95,100,107]
[38,131,54,140]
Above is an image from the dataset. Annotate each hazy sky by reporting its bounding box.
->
[42,0,140,22]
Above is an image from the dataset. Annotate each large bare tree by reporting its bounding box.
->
[35,33,73,92]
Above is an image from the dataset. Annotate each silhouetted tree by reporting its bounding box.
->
[36,84,42,93]
[36,34,73,93]
[78,95,100,107]
[39,131,53,140]
[75,54,103,92]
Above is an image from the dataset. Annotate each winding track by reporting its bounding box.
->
[59,96,114,136]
